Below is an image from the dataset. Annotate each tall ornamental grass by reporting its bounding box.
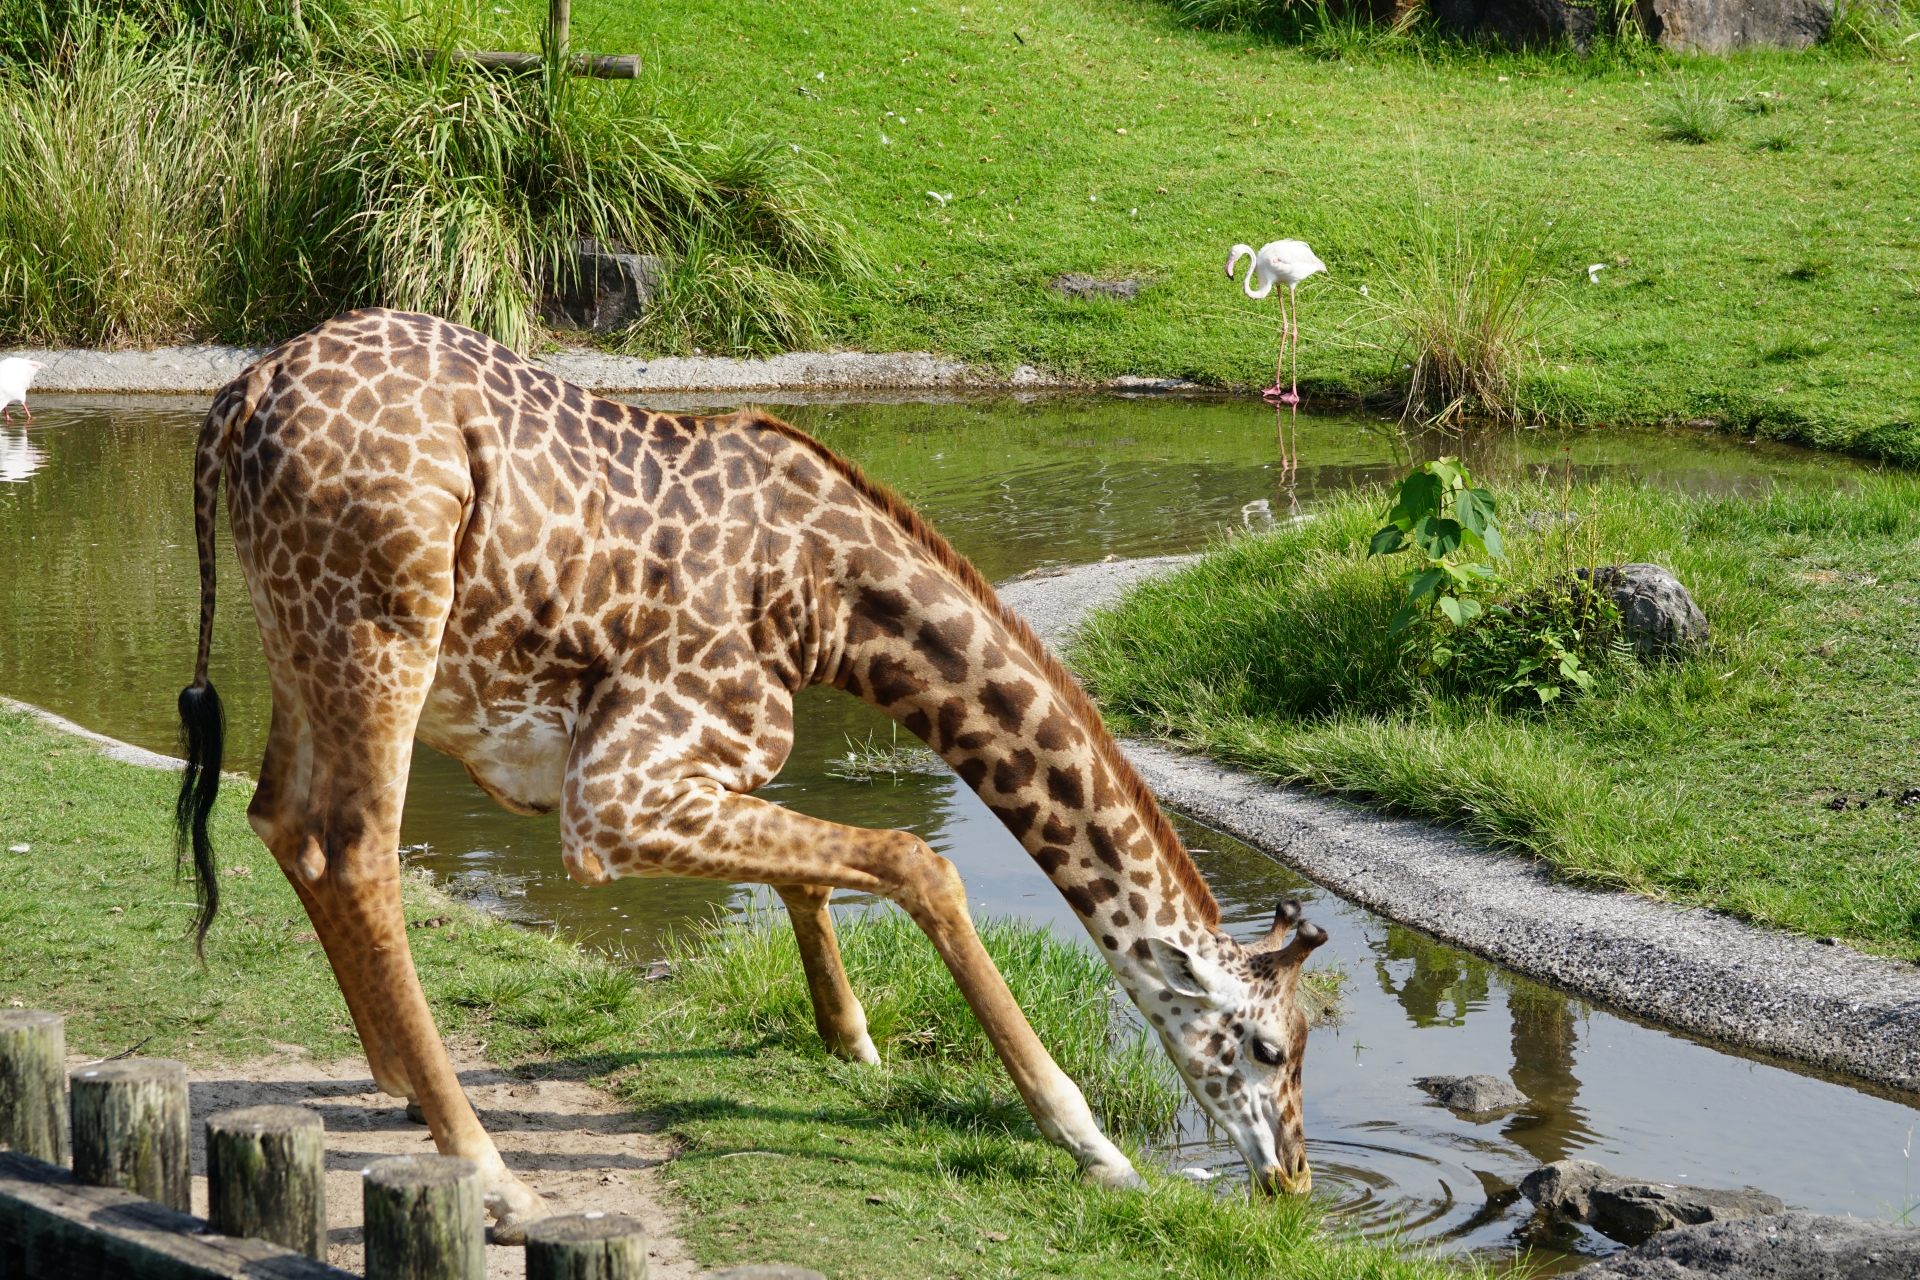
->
[0,24,857,353]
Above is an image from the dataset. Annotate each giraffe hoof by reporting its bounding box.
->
[1083,1159,1145,1190]
[835,1032,882,1065]
[404,1099,427,1124]
[484,1176,549,1243]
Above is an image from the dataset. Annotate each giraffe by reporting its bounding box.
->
[173,308,1329,1235]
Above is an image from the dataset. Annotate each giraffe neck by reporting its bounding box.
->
[826,556,1220,978]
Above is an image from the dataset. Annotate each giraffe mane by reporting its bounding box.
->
[737,408,1222,931]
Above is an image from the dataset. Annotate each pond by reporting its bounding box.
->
[1,392,1910,1273]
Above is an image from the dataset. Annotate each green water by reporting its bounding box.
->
[0,392,1901,1270]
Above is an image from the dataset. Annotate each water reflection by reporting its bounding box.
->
[0,427,45,483]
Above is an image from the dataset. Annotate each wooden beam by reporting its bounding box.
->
[408,48,641,78]
[0,1150,351,1280]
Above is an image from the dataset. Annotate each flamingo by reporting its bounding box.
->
[1226,240,1325,405]
[0,358,46,423]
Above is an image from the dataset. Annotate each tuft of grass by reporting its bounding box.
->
[1072,473,1920,957]
[1367,202,1555,426]
[0,11,856,354]
[1653,84,1732,142]
[822,729,949,783]
[1826,0,1920,56]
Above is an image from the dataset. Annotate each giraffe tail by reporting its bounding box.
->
[175,382,243,960]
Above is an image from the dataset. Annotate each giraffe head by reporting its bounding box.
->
[1140,899,1327,1194]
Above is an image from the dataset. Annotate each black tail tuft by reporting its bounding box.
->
[175,680,225,961]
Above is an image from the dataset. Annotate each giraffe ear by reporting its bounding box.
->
[1145,938,1223,1003]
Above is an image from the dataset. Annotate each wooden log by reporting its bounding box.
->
[70,1058,191,1211]
[0,1148,352,1279]
[0,1011,67,1167]
[524,1212,648,1280]
[362,1154,485,1280]
[406,48,641,77]
[205,1105,326,1260]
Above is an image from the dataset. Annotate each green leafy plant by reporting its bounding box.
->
[1367,456,1505,634]
[1653,84,1731,143]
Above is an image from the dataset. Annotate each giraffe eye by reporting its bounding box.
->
[1250,1037,1285,1067]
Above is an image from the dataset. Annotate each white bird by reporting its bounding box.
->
[1226,240,1325,406]
[0,358,44,423]
[1178,1166,1219,1182]
[1587,263,1607,285]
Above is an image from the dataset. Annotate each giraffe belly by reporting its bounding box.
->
[416,693,571,816]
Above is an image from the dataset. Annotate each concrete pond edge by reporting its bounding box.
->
[994,559,1920,1099]
[8,552,1919,1098]
[16,344,1210,396]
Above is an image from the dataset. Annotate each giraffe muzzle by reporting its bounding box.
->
[1257,1153,1313,1197]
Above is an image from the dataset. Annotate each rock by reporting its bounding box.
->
[1426,0,1599,49]
[1413,1074,1528,1115]
[1049,274,1143,301]
[1521,1158,1616,1219]
[1562,1211,1920,1278]
[540,238,663,334]
[1586,1182,1787,1244]
[1632,0,1831,52]
[1583,563,1709,658]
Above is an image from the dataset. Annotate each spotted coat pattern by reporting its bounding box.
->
[187,309,1326,1223]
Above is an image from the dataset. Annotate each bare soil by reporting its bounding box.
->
[161,1039,697,1278]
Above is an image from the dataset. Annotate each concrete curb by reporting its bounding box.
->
[2,698,183,772]
[15,344,1210,396]
[996,561,1920,1097]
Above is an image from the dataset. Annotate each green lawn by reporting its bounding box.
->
[1071,471,1920,958]
[520,0,1920,456]
[0,705,1412,1280]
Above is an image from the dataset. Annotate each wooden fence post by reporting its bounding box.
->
[0,1011,67,1167]
[549,0,570,57]
[363,1154,485,1280]
[206,1104,327,1260]
[524,1211,648,1280]
[69,1058,190,1211]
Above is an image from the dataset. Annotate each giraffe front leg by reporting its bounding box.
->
[571,769,1139,1188]
[774,884,881,1064]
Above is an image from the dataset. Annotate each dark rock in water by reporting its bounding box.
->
[1049,274,1143,301]
[1583,564,1710,658]
[1632,0,1831,53]
[1521,1158,1616,1219]
[1413,1074,1528,1115]
[541,239,663,334]
[1586,1182,1787,1244]
[1562,1212,1920,1278]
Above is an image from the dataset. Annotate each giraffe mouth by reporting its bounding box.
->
[1257,1153,1313,1196]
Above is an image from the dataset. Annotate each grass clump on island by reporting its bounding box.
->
[1071,471,1920,959]
[0,702,1416,1280]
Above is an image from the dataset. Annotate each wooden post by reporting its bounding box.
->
[69,1058,190,1212]
[363,1154,485,1280]
[525,1212,648,1280]
[549,0,570,58]
[0,1011,68,1167]
[206,1105,327,1260]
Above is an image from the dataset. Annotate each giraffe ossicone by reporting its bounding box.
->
[171,309,1329,1229]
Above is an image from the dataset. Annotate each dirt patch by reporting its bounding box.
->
[164,1041,695,1278]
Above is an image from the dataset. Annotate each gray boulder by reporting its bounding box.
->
[1585,563,1710,657]
[1413,1074,1528,1115]
[1563,1212,1920,1278]
[1521,1158,1616,1219]
[1588,1182,1787,1244]
[1633,0,1831,51]
[540,238,663,334]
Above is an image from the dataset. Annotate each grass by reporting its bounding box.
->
[1652,84,1732,142]
[0,6,856,353]
[503,0,1920,460]
[0,702,1395,1279]
[1070,472,1920,958]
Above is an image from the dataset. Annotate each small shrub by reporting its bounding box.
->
[1653,85,1731,143]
